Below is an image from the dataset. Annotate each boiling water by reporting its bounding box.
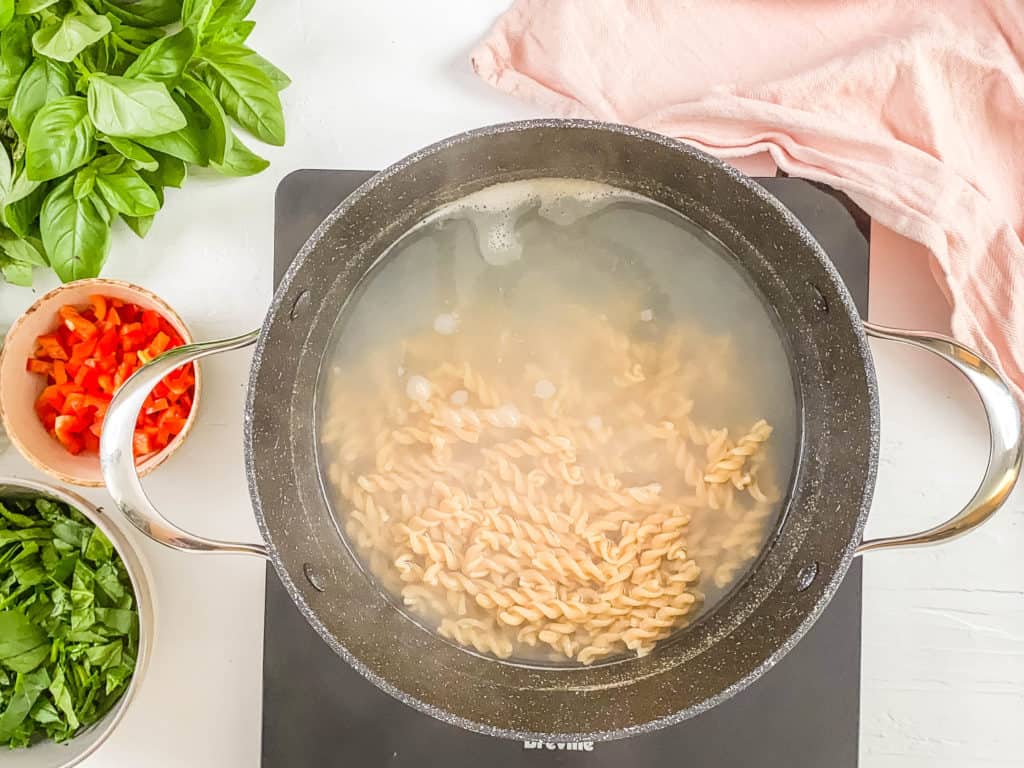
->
[317,179,798,665]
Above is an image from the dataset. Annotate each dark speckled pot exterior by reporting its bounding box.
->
[243,121,879,742]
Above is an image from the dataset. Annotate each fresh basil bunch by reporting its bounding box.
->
[0,0,288,286]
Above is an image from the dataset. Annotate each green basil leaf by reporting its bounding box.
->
[87,74,187,138]
[205,43,290,91]
[178,74,226,163]
[2,181,47,237]
[73,167,96,200]
[145,179,162,209]
[0,0,14,31]
[212,130,267,176]
[199,42,290,91]
[90,153,124,174]
[40,177,111,281]
[181,0,214,34]
[26,95,96,181]
[248,52,289,92]
[214,19,253,45]
[124,27,195,83]
[134,93,207,165]
[4,161,39,207]
[114,24,165,47]
[205,0,253,31]
[0,256,32,285]
[15,0,59,12]
[32,14,111,63]
[95,166,159,216]
[0,236,46,266]
[95,0,179,27]
[103,137,158,171]
[9,58,72,141]
[121,213,153,238]
[0,143,11,202]
[196,46,284,145]
[0,17,34,107]
[78,33,119,77]
[140,151,185,188]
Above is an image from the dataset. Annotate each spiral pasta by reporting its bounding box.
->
[321,304,781,665]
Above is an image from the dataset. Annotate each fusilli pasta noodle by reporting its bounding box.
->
[321,304,781,665]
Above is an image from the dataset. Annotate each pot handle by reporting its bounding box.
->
[100,330,268,558]
[856,321,1023,555]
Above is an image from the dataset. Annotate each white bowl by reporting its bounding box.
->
[0,279,201,487]
[0,477,155,768]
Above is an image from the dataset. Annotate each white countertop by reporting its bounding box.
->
[1,2,1021,766]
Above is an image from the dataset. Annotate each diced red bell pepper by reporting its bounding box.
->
[90,295,107,322]
[73,365,97,391]
[39,411,57,432]
[59,306,98,339]
[26,359,52,376]
[37,384,63,408]
[27,296,195,462]
[82,431,100,453]
[54,415,85,454]
[120,323,147,352]
[133,431,157,456]
[35,334,68,361]
[139,331,171,365]
[97,327,119,358]
[69,337,98,369]
[145,398,169,415]
[63,393,87,414]
[165,368,194,397]
[141,310,160,336]
[85,394,110,418]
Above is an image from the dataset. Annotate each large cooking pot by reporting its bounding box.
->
[99,121,1022,741]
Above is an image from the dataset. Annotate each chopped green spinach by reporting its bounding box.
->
[0,494,138,748]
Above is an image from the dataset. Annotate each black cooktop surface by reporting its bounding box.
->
[263,170,869,767]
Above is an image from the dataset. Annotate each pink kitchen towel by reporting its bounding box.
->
[471,0,1024,400]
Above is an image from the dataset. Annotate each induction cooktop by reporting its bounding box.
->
[263,170,870,767]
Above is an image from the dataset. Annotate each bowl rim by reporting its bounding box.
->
[0,278,202,487]
[0,475,155,767]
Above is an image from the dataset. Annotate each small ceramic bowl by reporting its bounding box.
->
[0,278,201,487]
